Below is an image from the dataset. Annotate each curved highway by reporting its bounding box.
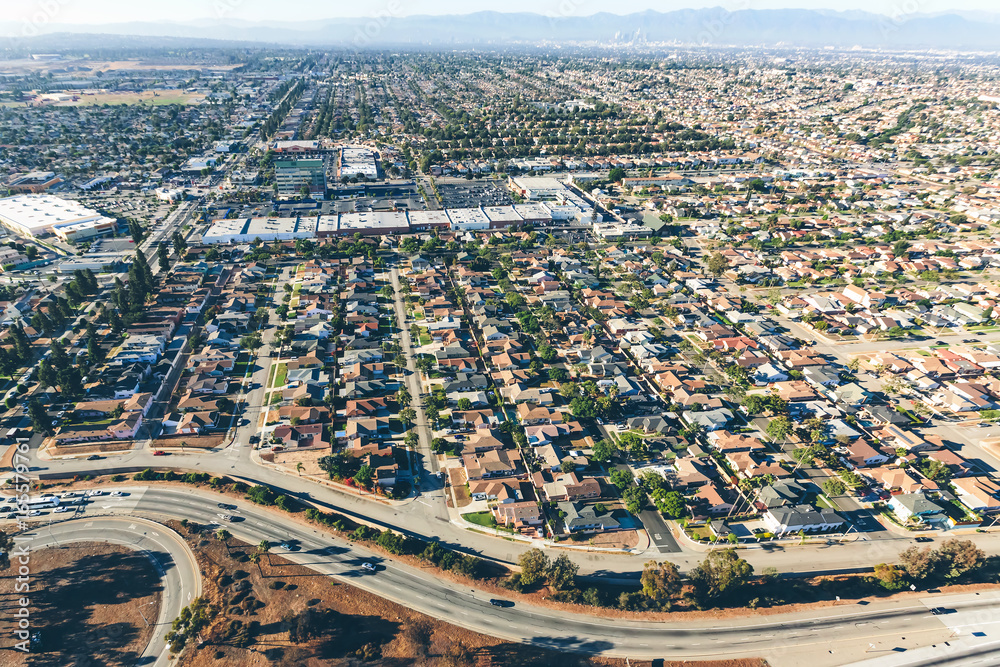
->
[26,516,200,667]
[19,486,1000,667]
[31,444,1000,582]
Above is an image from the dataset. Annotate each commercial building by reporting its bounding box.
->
[272,140,320,153]
[482,205,524,229]
[446,207,491,231]
[507,176,593,221]
[340,147,380,180]
[274,156,327,199]
[201,217,318,244]
[337,211,409,236]
[0,194,117,242]
[407,210,451,231]
[6,171,63,193]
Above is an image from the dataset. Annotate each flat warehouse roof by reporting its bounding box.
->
[0,194,107,232]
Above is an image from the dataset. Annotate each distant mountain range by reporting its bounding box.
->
[3,9,1000,51]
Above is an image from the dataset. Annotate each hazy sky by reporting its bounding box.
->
[3,0,999,23]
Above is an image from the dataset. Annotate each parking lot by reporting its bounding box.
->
[436,182,512,208]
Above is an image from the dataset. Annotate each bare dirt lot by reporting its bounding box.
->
[171,521,766,667]
[0,542,161,666]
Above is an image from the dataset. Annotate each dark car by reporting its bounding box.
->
[915,536,934,543]
[489,599,513,607]
[87,455,101,460]
[930,607,955,615]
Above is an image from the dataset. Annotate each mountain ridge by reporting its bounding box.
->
[2,9,999,51]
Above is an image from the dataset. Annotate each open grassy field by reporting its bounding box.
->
[54,90,206,106]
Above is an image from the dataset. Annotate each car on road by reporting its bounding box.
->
[61,492,78,498]
[915,536,934,543]
[53,507,69,513]
[27,510,42,516]
[249,435,260,444]
[152,450,166,456]
[218,503,236,510]
[218,514,233,522]
[110,491,125,497]
[360,562,377,572]
[930,607,955,615]
[489,599,513,607]
[87,455,101,460]
[87,490,103,497]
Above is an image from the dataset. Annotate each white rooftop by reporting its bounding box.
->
[0,194,107,232]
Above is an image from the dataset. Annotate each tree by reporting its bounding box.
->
[172,230,187,255]
[689,549,754,603]
[706,252,730,277]
[354,464,373,489]
[822,479,846,497]
[28,398,52,436]
[397,387,411,407]
[608,167,627,183]
[766,415,793,443]
[456,397,473,411]
[518,548,550,587]
[622,486,647,515]
[215,528,232,555]
[240,332,263,351]
[248,551,263,577]
[257,539,272,566]
[591,438,619,463]
[873,563,907,591]
[404,431,419,448]
[399,408,417,426]
[936,539,985,581]
[546,554,578,591]
[619,431,648,457]
[157,243,170,272]
[897,546,940,582]
[641,560,681,605]
[652,489,686,519]
[609,468,633,491]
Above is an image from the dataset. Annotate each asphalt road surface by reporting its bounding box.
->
[18,490,1000,667]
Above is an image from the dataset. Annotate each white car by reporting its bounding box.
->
[27,510,41,516]
[360,562,377,572]
[110,491,124,497]
[86,490,103,497]
[61,492,78,498]
[54,507,69,513]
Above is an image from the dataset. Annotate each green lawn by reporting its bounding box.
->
[462,511,496,528]
[419,334,432,346]
[272,363,288,388]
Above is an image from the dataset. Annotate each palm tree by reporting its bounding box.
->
[295,462,304,476]
[215,528,231,555]
[249,551,262,577]
[257,539,272,566]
